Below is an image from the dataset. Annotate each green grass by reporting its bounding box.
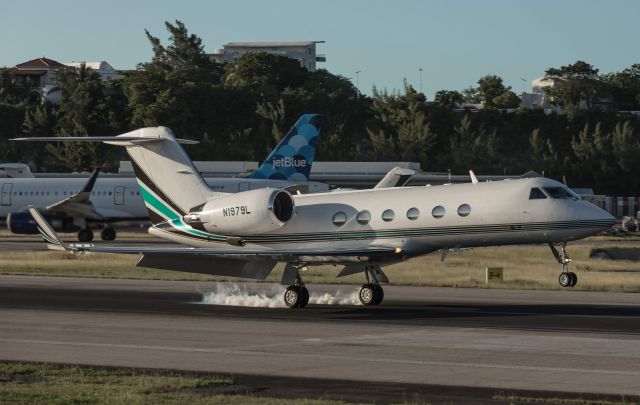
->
[1,242,640,292]
[0,362,349,405]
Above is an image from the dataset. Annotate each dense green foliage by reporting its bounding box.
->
[1,20,640,195]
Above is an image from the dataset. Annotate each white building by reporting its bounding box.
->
[520,76,562,113]
[208,41,326,71]
[10,58,121,104]
[63,61,121,81]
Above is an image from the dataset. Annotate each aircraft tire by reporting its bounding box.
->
[299,286,309,308]
[568,272,577,287]
[359,284,376,305]
[284,286,302,308]
[372,284,384,305]
[559,273,571,288]
[101,227,116,241]
[78,228,94,243]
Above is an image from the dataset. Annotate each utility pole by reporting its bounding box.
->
[520,77,527,94]
[419,68,423,93]
[355,70,361,97]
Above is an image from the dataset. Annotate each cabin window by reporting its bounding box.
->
[543,187,573,199]
[457,204,471,217]
[432,206,445,219]
[356,210,371,225]
[382,209,395,222]
[407,207,420,220]
[529,187,547,199]
[332,211,347,226]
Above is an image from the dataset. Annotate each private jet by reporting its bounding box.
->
[17,118,616,308]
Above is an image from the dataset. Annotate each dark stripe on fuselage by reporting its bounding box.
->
[129,159,186,217]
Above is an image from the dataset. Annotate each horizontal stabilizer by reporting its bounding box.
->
[12,136,199,145]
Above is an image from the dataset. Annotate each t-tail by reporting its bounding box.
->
[249,114,324,181]
[14,128,217,226]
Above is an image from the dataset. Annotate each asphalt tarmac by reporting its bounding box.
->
[0,275,639,403]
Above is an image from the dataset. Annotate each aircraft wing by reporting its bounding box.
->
[29,207,401,260]
[374,167,417,188]
[44,169,103,219]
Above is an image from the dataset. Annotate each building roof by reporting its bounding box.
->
[15,57,64,68]
[10,69,46,76]
[64,61,116,71]
[224,41,324,48]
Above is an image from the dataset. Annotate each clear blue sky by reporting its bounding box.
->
[2,0,638,97]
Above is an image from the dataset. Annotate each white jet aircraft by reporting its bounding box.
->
[3,114,328,241]
[18,122,616,308]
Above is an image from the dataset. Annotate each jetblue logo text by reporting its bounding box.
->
[272,157,307,169]
[223,206,251,217]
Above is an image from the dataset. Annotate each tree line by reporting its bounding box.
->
[1,20,640,195]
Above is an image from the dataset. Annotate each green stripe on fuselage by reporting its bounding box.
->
[138,183,226,241]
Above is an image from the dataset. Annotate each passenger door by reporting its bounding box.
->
[114,186,125,205]
[1,183,12,206]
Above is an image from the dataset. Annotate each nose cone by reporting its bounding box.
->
[585,202,617,230]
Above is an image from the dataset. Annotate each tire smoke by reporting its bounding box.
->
[200,283,361,308]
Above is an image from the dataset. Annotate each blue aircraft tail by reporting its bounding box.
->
[249,114,324,181]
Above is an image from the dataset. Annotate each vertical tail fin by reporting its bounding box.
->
[111,127,215,224]
[13,128,214,226]
[249,114,324,181]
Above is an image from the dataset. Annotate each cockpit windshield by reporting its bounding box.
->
[529,187,547,199]
[543,186,577,199]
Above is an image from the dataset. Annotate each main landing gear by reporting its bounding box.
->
[549,242,577,288]
[359,265,385,306]
[101,227,116,241]
[77,228,94,242]
[282,263,309,308]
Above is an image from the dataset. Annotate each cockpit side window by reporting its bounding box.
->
[529,187,547,200]
[543,186,574,199]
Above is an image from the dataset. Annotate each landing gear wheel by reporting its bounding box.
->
[359,284,383,306]
[284,286,302,308]
[101,227,116,241]
[299,286,309,308]
[559,272,571,288]
[372,284,384,305]
[568,272,577,287]
[77,228,93,243]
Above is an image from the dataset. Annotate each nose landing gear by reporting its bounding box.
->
[549,243,577,288]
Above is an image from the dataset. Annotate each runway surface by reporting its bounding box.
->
[1,275,639,401]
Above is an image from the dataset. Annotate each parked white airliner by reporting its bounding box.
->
[3,114,328,241]
[18,121,616,308]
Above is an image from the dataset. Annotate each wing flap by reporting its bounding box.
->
[137,254,277,279]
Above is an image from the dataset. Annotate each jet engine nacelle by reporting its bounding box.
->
[184,188,295,236]
[7,212,72,234]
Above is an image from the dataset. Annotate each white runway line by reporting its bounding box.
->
[199,283,361,308]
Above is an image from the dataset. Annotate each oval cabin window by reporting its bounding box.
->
[382,209,395,222]
[407,207,420,220]
[432,206,445,219]
[457,204,471,217]
[356,210,371,225]
[332,212,347,226]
